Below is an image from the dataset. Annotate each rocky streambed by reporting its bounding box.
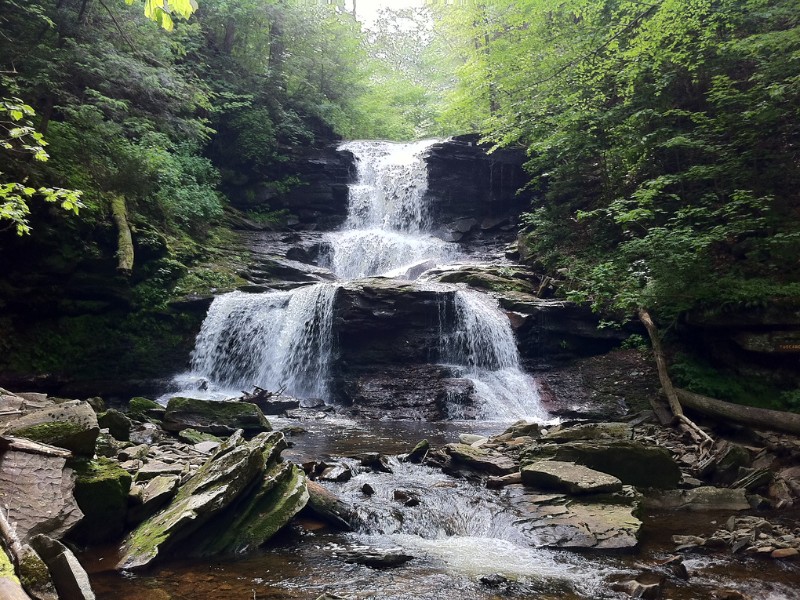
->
[2,385,800,600]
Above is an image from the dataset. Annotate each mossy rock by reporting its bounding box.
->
[164,397,271,437]
[127,397,166,423]
[0,546,18,583]
[69,457,133,544]
[18,547,57,599]
[4,400,99,455]
[98,408,132,441]
[178,428,222,445]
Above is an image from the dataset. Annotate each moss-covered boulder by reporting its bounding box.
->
[2,400,99,455]
[163,397,271,437]
[117,430,268,569]
[126,397,165,423]
[69,458,132,544]
[18,545,58,600]
[177,428,222,445]
[97,409,132,442]
[187,432,309,555]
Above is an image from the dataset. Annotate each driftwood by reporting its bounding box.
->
[240,385,286,402]
[676,388,800,437]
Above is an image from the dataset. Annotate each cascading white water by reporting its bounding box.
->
[175,139,547,422]
[325,140,458,279]
[441,290,549,421]
[185,284,337,400]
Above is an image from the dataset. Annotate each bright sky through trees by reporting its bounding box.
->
[346,0,425,28]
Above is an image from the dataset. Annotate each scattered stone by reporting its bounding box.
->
[193,441,220,455]
[361,483,375,496]
[17,544,58,600]
[355,453,393,473]
[177,428,221,445]
[163,397,271,437]
[459,433,488,446]
[521,461,623,495]
[133,460,184,482]
[542,422,633,443]
[771,548,799,559]
[393,489,421,507]
[128,475,180,525]
[611,573,664,599]
[303,481,354,531]
[319,464,352,483]
[522,440,681,489]
[245,394,301,416]
[479,573,508,586]
[1,401,99,456]
[129,423,164,445]
[486,472,522,488]
[126,397,165,423]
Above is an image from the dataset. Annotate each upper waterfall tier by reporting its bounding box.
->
[324,140,459,279]
[339,139,439,233]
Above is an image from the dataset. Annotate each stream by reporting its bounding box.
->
[88,141,800,599]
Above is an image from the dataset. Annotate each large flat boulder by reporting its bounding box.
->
[509,487,641,550]
[444,443,517,476]
[117,430,268,569]
[1,401,99,456]
[521,461,623,495]
[522,440,681,489]
[163,397,271,437]
[0,437,83,543]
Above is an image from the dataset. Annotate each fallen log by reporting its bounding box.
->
[675,388,800,436]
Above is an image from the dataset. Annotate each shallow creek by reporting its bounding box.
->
[85,418,800,600]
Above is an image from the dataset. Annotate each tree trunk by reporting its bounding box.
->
[638,308,683,420]
[638,308,713,447]
[109,195,134,276]
[676,388,800,436]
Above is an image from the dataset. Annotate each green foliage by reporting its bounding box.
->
[670,353,791,411]
[0,98,83,234]
[433,0,800,325]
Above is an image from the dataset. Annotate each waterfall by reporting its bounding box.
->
[324,140,458,279]
[174,139,548,422]
[186,284,337,400]
[441,290,548,421]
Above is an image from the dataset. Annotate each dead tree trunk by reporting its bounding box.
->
[109,194,134,276]
[676,388,800,436]
[638,308,713,448]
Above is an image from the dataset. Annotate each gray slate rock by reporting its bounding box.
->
[117,430,268,569]
[0,437,82,543]
[30,535,95,600]
[521,461,623,495]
